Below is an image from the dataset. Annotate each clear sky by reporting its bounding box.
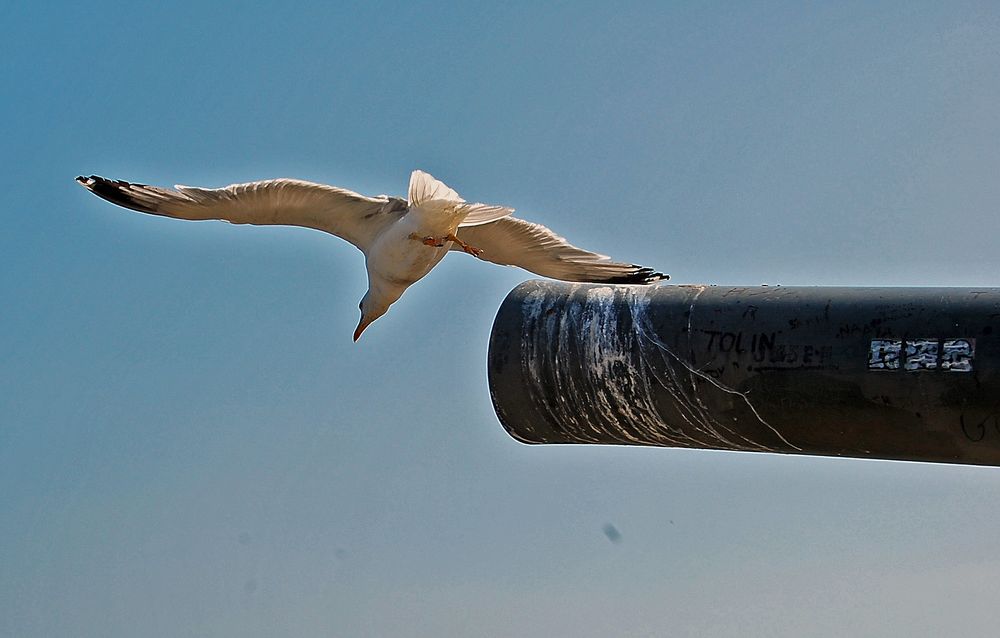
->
[3,1,1000,636]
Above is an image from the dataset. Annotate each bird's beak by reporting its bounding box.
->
[354,316,372,342]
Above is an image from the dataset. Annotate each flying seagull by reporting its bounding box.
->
[76,170,667,340]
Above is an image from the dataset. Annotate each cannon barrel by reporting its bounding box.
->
[487,281,1000,465]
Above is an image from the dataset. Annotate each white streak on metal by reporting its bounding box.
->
[628,289,764,450]
[631,289,802,451]
[515,282,800,452]
[580,286,692,446]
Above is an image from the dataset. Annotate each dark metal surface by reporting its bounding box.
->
[488,281,1000,465]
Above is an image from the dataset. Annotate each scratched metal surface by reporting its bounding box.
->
[487,281,1000,465]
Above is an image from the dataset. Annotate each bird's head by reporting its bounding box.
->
[354,288,395,342]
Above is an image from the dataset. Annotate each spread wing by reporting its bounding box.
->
[453,217,667,284]
[76,175,406,251]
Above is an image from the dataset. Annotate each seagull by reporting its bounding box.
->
[76,170,667,340]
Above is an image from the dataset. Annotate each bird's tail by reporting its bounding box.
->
[408,169,514,226]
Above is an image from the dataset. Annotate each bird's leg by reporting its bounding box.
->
[408,232,447,248]
[407,232,482,256]
[446,233,483,258]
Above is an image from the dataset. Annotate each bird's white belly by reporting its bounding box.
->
[367,215,452,286]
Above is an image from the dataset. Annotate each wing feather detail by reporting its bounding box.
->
[76,175,398,250]
[453,217,667,284]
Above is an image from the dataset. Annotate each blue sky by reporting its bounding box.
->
[3,1,1000,635]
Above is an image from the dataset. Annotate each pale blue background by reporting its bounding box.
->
[3,2,1000,636]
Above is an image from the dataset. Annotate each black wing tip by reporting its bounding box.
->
[76,174,121,188]
[74,174,158,214]
[603,267,669,285]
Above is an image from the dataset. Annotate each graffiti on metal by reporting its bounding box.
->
[699,329,835,372]
[868,338,974,372]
